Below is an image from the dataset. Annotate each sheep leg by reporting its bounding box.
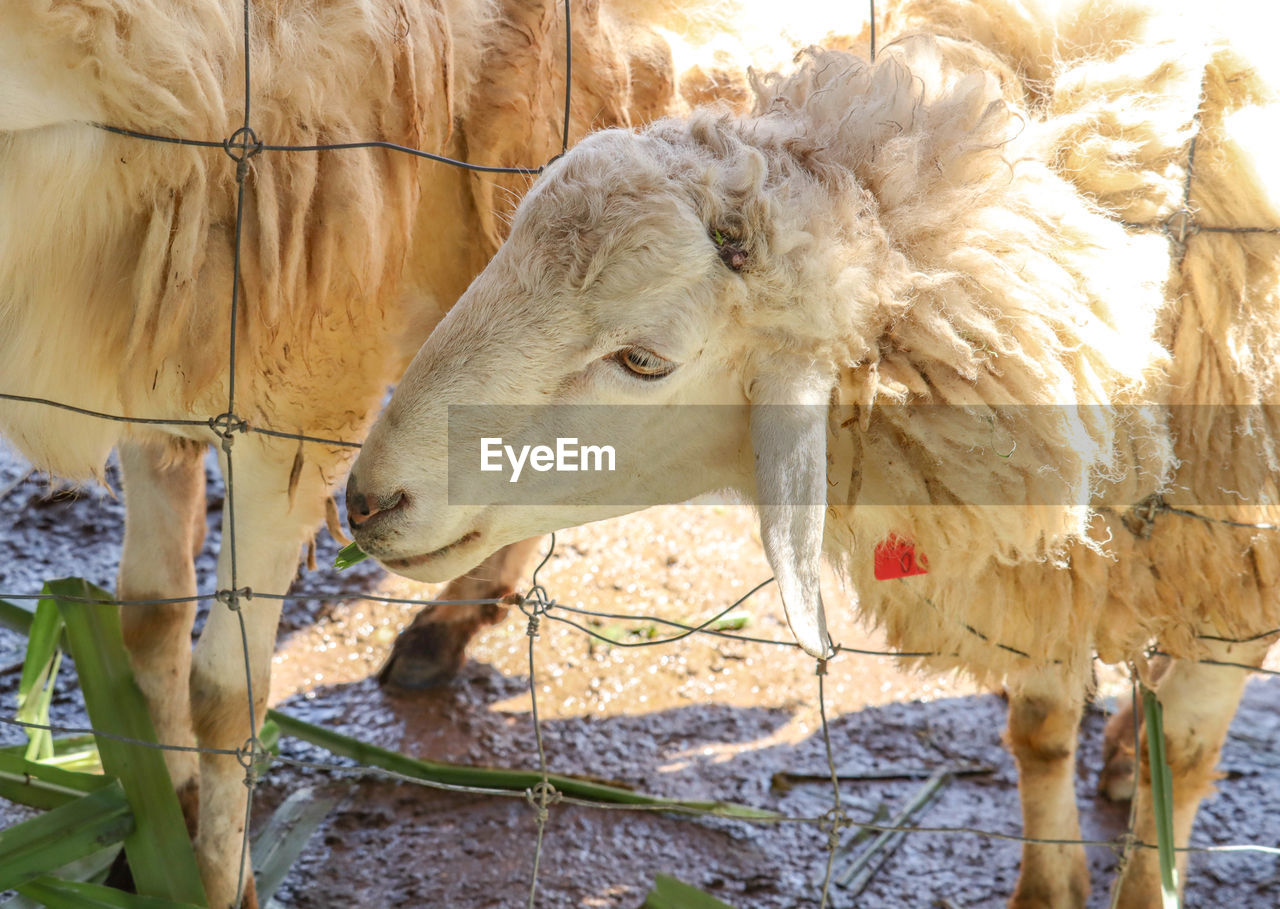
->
[1006,665,1090,909]
[190,442,328,909]
[116,438,207,836]
[377,536,543,689]
[1110,636,1270,908]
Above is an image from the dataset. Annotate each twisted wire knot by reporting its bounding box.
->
[209,412,248,452]
[1162,207,1200,246]
[525,780,561,825]
[521,585,552,638]
[1122,493,1167,540]
[235,736,268,787]
[1112,830,1140,861]
[215,587,253,611]
[817,807,852,850]
[224,126,264,182]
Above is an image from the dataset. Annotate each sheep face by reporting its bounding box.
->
[351,126,854,657]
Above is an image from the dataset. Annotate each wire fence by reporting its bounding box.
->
[3,0,1280,906]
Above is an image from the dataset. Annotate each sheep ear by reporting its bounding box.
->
[750,364,837,660]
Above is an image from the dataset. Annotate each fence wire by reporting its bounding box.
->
[7,542,1280,906]
[3,0,1280,906]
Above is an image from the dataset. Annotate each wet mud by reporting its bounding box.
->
[2,444,1279,907]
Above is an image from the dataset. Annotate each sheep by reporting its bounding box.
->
[347,0,1280,904]
[0,0,775,904]
[373,0,876,690]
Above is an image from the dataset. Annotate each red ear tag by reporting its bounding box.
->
[874,536,929,580]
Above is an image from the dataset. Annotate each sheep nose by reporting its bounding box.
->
[346,476,406,529]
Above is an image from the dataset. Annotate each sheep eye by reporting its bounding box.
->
[612,346,676,380]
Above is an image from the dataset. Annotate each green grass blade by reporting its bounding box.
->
[35,740,104,774]
[257,718,280,754]
[0,598,37,636]
[706,610,751,632]
[333,542,367,570]
[642,873,736,908]
[1,844,123,908]
[0,747,113,810]
[0,734,101,765]
[17,598,65,705]
[250,787,338,905]
[18,650,62,762]
[51,578,207,906]
[15,598,67,762]
[15,878,205,909]
[0,780,133,891]
[0,734,100,755]
[267,709,777,819]
[1141,685,1180,908]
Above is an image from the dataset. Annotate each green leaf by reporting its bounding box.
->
[15,598,68,761]
[267,709,776,820]
[0,734,100,755]
[15,878,205,909]
[251,787,337,905]
[250,718,281,782]
[0,780,133,891]
[0,745,113,811]
[257,718,280,755]
[334,542,368,570]
[18,599,66,704]
[51,578,207,906]
[0,734,102,770]
[707,611,750,632]
[34,738,104,774]
[16,652,60,762]
[1,844,123,907]
[0,598,37,636]
[643,873,736,908]
[1141,685,1180,909]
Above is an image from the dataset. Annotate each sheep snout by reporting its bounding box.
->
[346,477,407,531]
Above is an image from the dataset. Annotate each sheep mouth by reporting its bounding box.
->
[384,530,481,570]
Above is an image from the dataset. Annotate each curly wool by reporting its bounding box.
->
[775,0,1280,678]
[609,0,1280,680]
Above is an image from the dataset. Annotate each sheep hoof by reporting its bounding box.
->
[1098,749,1137,803]
[1098,701,1140,803]
[378,602,510,691]
[103,848,136,894]
[377,615,471,689]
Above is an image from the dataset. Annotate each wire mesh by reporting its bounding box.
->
[2,0,1280,905]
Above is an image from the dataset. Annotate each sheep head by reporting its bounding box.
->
[351,42,1172,660]
[348,117,898,658]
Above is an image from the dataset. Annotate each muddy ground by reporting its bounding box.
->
[2,444,1280,908]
